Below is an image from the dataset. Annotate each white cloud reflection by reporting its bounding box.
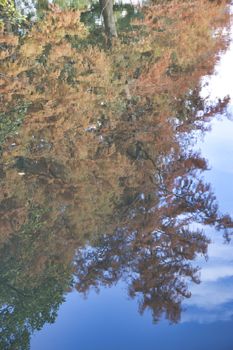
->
[182,238,233,323]
[181,21,233,323]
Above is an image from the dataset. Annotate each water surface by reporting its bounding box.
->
[1,2,233,349]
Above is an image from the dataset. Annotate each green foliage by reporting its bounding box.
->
[0,0,26,31]
[0,102,30,148]
[54,0,91,10]
[0,204,73,350]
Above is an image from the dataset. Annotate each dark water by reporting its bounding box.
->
[1,2,233,350]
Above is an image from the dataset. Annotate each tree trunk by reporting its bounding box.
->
[99,0,117,44]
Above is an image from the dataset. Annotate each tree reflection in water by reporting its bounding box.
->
[0,1,233,348]
[73,117,232,324]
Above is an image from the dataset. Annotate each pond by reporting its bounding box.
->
[1,1,233,349]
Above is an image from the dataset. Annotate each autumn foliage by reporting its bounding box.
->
[0,0,232,347]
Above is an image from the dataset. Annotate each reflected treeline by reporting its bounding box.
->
[0,1,232,348]
[74,105,232,323]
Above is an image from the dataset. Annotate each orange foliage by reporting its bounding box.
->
[0,0,232,332]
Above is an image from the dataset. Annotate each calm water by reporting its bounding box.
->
[31,23,233,350]
[1,2,233,349]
